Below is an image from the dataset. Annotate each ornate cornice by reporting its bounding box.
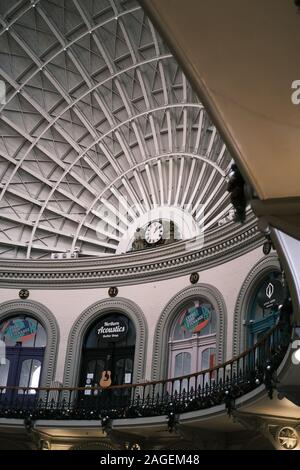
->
[0,222,262,288]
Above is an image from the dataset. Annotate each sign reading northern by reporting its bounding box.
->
[97,319,128,342]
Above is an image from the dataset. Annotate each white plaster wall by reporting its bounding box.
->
[0,247,263,383]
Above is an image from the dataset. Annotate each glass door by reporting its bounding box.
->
[80,345,135,409]
[0,346,44,406]
[81,345,135,389]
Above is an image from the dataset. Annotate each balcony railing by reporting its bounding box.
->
[0,320,291,422]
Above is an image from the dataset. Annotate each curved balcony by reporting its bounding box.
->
[0,319,291,425]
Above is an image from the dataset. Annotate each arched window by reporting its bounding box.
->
[0,315,46,397]
[80,313,136,392]
[247,271,283,347]
[168,299,217,384]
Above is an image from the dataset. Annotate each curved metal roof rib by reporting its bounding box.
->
[0,0,237,259]
[140,0,300,242]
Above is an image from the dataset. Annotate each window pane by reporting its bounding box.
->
[124,358,133,383]
[0,359,10,388]
[35,323,47,347]
[174,352,191,393]
[173,320,192,340]
[201,348,216,370]
[18,359,41,394]
[210,309,217,334]
[83,359,105,395]
[174,353,182,377]
[198,305,217,336]
[125,358,133,373]
[183,352,191,374]
[174,352,191,376]
[115,358,124,384]
[88,359,105,386]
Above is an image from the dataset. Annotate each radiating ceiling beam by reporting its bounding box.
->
[174,156,184,206]
[180,158,196,208]
[145,163,157,207]
[187,163,206,207]
[203,199,231,230]
[167,157,173,206]
[157,159,164,206]
[192,168,217,215]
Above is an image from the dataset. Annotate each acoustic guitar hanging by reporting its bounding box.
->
[99,370,112,388]
[99,354,112,388]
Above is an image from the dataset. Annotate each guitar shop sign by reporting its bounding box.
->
[97,319,128,342]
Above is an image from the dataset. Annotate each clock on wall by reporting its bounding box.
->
[145,221,164,245]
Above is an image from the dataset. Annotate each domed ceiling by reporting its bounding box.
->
[0,0,236,259]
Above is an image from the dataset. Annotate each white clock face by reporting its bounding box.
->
[145,221,164,245]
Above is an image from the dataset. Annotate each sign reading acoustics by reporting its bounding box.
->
[97,318,128,342]
[257,279,284,309]
[179,302,211,334]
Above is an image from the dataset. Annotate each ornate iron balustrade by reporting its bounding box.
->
[0,321,291,422]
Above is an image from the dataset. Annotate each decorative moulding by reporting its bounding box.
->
[0,223,262,289]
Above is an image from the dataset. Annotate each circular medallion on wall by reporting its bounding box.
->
[277,427,298,450]
[190,272,199,285]
[108,286,118,298]
[263,239,272,255]
[19,289,29,299]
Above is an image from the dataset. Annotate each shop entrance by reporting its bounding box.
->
[80,313,136,393]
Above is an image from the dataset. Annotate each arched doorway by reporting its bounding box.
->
[168,299,217,386]
[247,271,284,347]
[0,315,46,401]
[80,313,136,390]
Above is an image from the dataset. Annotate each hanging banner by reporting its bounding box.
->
[0,318,37,343]
[179,302,211,333]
